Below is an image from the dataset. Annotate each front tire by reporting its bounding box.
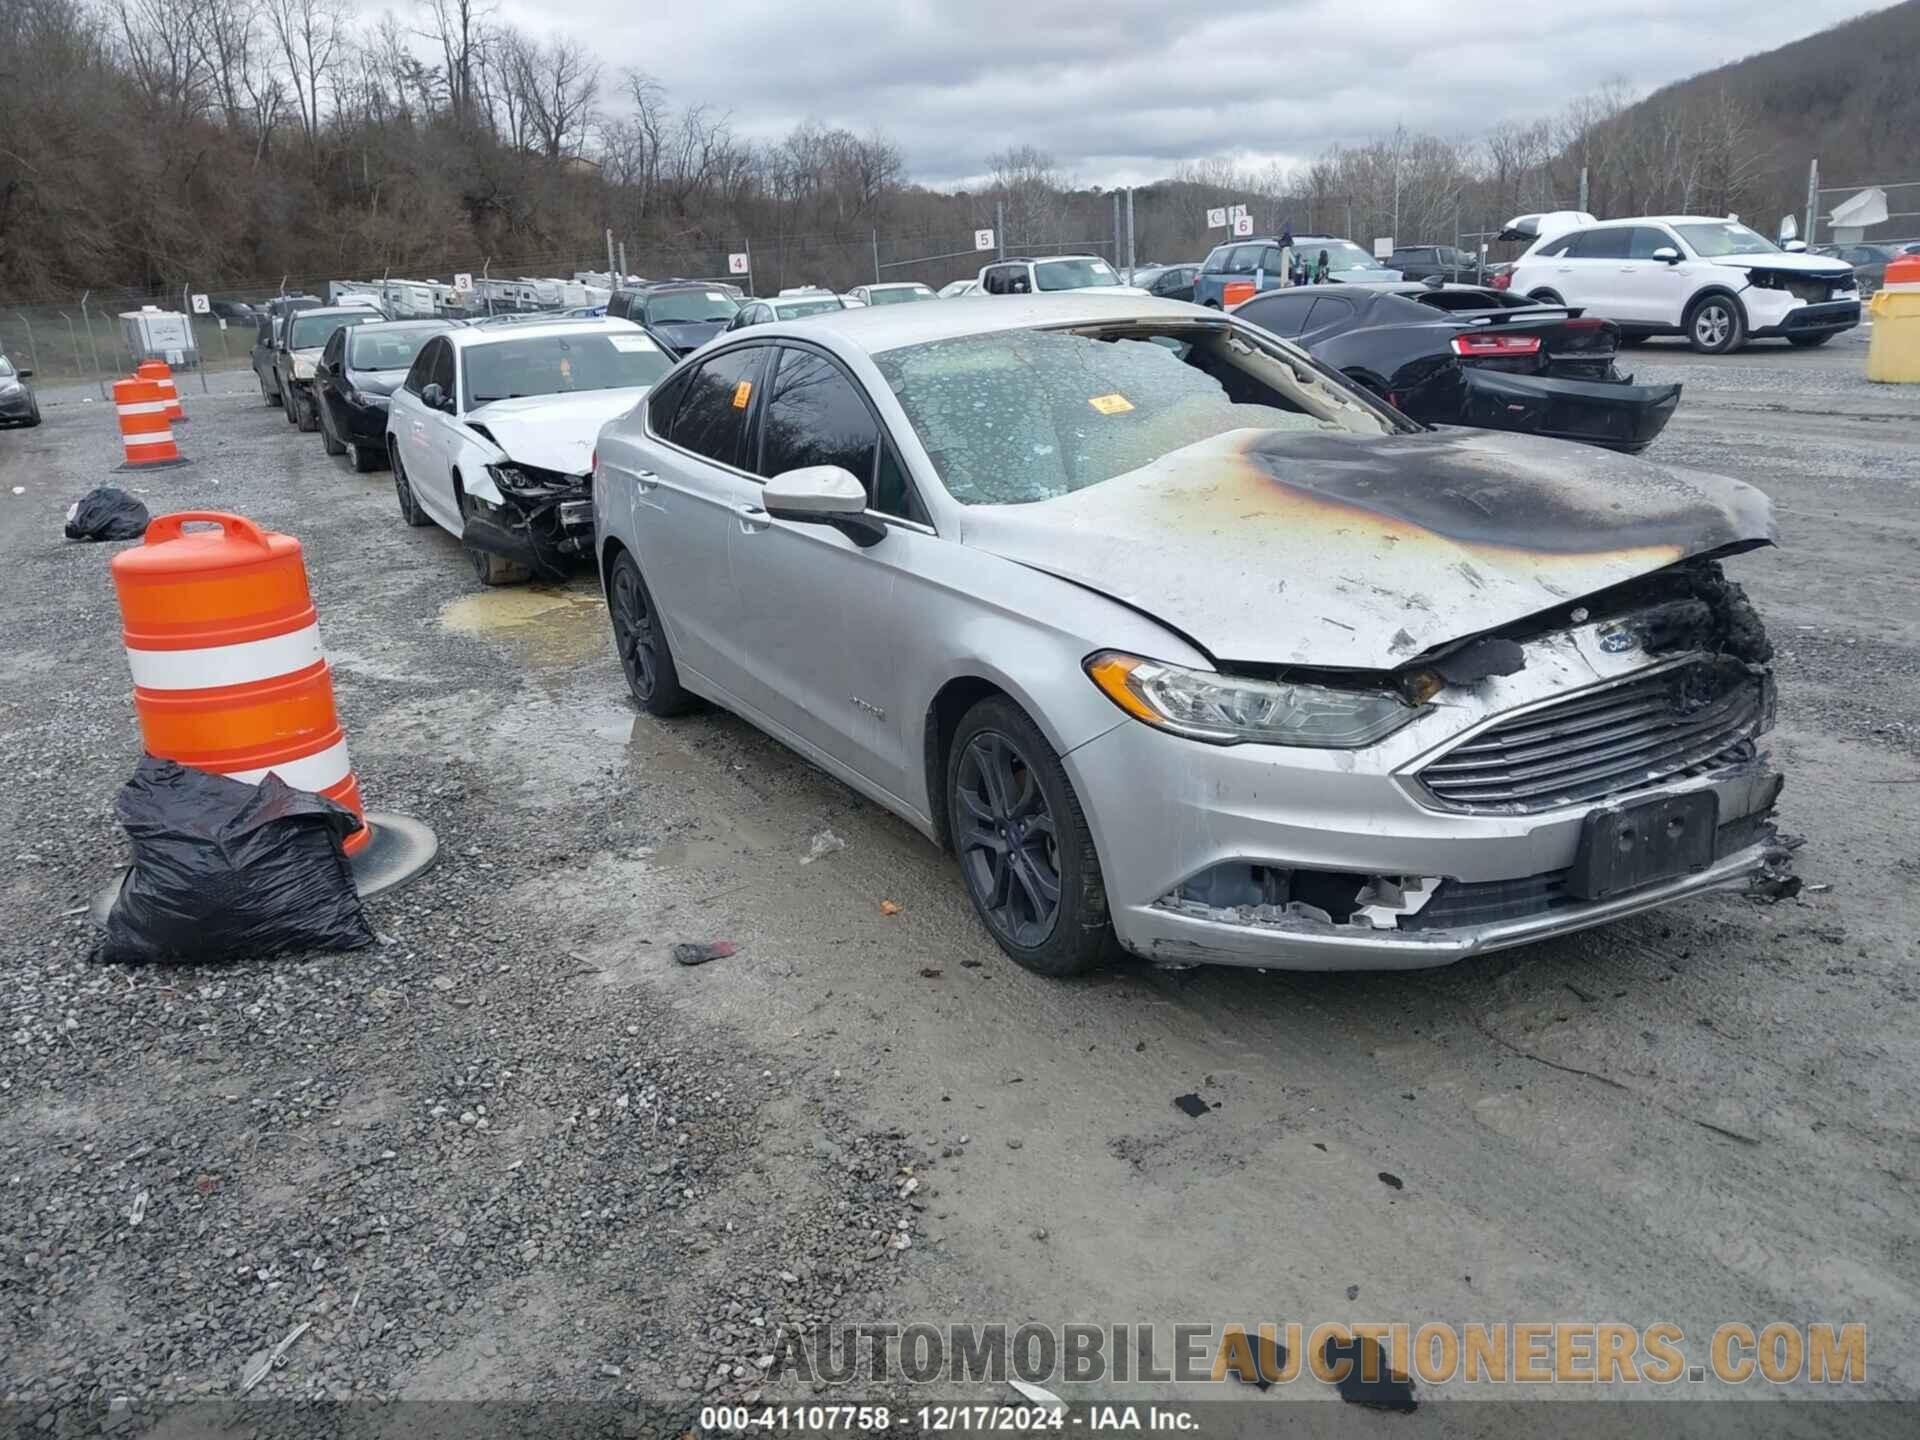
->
[23,401,40,428]
[946,697,1111,977]
[460,489,530,586]
[607,550,694,716]
[1686,294,1745,354]
[347,438,381,472]
[392,447,431,527]
[317,395,345,454]
[294,388,319,432]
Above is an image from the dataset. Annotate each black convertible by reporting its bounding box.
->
[1237,282,1681,453]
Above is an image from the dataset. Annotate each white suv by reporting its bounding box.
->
[976,255,1148,296]
[1507,215,1861,353]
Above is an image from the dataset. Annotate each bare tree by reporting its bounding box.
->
[261,0,344,149]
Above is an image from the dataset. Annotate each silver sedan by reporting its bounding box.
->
[591,295,1790,976]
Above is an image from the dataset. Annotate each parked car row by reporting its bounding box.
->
[0,351,40,428]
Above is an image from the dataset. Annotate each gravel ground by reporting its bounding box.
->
[2,328,1917,1434]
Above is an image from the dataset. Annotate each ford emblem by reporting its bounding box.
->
[1598,626,1639,654]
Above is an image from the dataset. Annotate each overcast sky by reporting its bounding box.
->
[500,0,1877,188]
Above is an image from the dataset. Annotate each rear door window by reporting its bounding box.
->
[1571,228,1632,260]
[666,346,767,469]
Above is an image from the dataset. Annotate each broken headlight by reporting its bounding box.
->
[1085,651,1421,748]
[487,462,584,496]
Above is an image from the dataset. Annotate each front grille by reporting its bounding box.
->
[1785,274,1847,303]
[1416,661,1769,814]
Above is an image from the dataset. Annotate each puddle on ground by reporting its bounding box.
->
[437,584,607,666]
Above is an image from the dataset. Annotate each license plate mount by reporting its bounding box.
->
[1567,791,1719,901]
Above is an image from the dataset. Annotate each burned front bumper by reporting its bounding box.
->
[461,478,595,580]
[1459,369,1681,454]
[1065,616,1790,972]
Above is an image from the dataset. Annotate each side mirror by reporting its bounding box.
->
[1780,239,1808,253]
[763,465,885,547]
[1651,247,1682,265]
[421,382,447,411]
[16,369,31,379]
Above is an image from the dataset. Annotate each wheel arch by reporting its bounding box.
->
[1685,284,1748,325]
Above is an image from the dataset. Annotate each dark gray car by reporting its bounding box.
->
[0,353,39,428]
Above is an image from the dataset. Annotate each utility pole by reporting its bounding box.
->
[605,227,617,287]
[617,242,627,284]
[1125,187,1136,279]
[872,228,881,284]
[1578,165,1589,213]
[1112,193,1121,270]
[996,201,1005,260]
[1805,158,1820,250]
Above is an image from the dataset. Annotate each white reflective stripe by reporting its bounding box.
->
[126,622,323,690]
[224,739,352,792]
[126,430,175,448]
[117,400,170,415]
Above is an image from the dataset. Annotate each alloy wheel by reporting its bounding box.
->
[611,562,659,702]
[1694,304,1731,349]
[954,731,1062,947]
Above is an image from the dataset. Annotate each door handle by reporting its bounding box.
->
[631,468,658,493]
[735,503,771,534]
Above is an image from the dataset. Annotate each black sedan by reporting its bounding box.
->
[313,319,458,471]
[0,352,38,428]
[1132,264,1200,302]
[607,283,740,357]
[1238,283,1681,453]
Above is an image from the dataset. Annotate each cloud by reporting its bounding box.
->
[498,0,1871,185]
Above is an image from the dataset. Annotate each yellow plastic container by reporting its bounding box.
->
[1866,257,1920,384]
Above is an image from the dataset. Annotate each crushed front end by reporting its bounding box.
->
[1069,558,1796,971]
[462,463,595,580]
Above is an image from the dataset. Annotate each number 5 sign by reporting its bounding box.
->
[974,229,996,252]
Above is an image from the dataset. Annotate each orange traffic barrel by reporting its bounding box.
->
[1222,280,1257,307]
[111,512,372,853]
[136,359,186,422]
[113,378,187,469]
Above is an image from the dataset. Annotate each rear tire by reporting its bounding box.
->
[1787,333,1832,348]
[1686,293,1745,354]
[946,696,1112,977]
[460,488,531,586]
[607,549,694,716]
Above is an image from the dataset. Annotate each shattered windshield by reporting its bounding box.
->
[872,325,1358,506]
[464,333,671,405]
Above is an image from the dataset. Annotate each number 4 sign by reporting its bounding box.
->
[727,253,751,275]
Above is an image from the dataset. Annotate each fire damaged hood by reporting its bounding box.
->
[957,427,1775,671]
[465,389,649,476]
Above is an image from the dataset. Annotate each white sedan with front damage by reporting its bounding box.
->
[592,295,1792,977]
[386,317,670,584]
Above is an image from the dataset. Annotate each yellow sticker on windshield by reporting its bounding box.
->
[1088,393,1134,415]
[732,380,752,409]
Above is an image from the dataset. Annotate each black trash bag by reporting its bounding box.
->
[102,758,376,964]
[65,486,150,541]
